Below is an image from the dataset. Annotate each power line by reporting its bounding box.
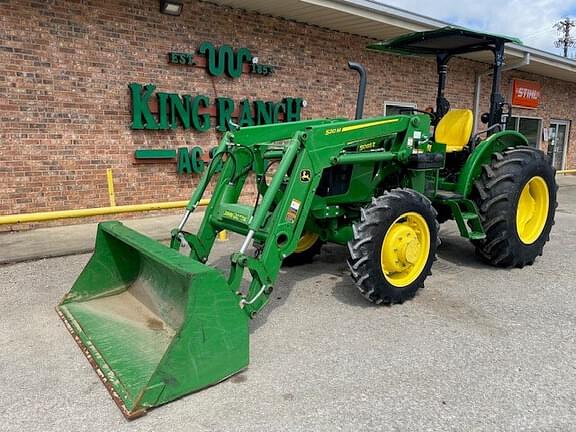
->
[523,26,555,40]
[554,17,576,57]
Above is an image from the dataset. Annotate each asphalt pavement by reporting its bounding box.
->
[1,177,575,432]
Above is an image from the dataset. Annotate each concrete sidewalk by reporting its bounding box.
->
[1,175,575,265]
[0,211,205,265]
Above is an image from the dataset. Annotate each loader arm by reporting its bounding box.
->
[172,114,432,317]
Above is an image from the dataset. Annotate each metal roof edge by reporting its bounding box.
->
[507,44,576,71]
[317,0,450,28]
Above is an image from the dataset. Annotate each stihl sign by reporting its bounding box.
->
[511,79,541,109]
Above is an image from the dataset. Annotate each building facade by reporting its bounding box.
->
[1,0,575,230]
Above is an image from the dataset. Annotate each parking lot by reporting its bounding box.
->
[1,178,575,432]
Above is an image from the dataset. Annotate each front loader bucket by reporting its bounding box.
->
[57,221,248,419]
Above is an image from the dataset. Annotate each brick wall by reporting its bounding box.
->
[0,0,574,231]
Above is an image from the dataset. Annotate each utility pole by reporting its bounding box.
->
[554,18,576,57]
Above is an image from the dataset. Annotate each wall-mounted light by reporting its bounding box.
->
[160,0,183,16]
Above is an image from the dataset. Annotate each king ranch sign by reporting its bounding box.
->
[511,79,541,109]
[132,41,306,175]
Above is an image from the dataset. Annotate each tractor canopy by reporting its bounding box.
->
[368,26,521,57]
[369,26,522,127]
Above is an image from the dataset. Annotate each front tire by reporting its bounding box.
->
[471,146,557,267]
[347,189,439,304]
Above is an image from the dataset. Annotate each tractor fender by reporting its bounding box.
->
[456,130,529,197]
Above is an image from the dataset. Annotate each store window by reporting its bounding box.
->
[506,116,542,148]
[385,102,416,116]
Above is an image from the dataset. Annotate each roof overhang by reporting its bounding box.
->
[204,0,576,83]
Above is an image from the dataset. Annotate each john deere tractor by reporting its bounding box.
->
[57,27,557,418]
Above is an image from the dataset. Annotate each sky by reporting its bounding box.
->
[382,0,576,57]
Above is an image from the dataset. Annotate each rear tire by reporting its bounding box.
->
[283,232,323,266]
[347,188,439,304]
[470,146,557,267]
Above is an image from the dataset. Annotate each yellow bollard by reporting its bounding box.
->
[106,168,116,207]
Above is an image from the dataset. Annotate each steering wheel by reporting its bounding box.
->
[399,108,437,122]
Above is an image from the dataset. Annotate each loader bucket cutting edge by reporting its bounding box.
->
[57,221,249,418]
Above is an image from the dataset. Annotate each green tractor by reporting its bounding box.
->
[57,27,557,418]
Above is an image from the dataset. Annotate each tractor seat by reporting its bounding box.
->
[435,109,473,152]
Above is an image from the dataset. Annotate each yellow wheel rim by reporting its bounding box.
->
[380,212,430,288]
[516,176,549,244]
[295,232,320,253]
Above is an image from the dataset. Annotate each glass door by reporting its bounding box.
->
[549,120,570,170]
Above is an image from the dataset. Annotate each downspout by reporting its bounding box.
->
[473,52,530,133]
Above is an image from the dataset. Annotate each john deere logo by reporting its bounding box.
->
[300,169,311,182]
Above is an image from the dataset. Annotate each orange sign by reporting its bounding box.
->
[511,79,541,109]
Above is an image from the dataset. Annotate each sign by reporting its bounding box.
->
[511,79,541,109]
[132,41,304,174]
[134,147,225,175]
[168,41,275,77]
[130,42,302,132]
[129,83,304,132]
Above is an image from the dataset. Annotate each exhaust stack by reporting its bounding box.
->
[348,61,367,120]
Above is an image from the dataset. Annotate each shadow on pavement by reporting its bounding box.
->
[436,225,488,270]
[206,223,515,334]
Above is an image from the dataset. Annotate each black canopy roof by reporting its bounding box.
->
[368,26,521,56]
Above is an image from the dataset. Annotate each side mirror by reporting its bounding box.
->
[480,112,490,124]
